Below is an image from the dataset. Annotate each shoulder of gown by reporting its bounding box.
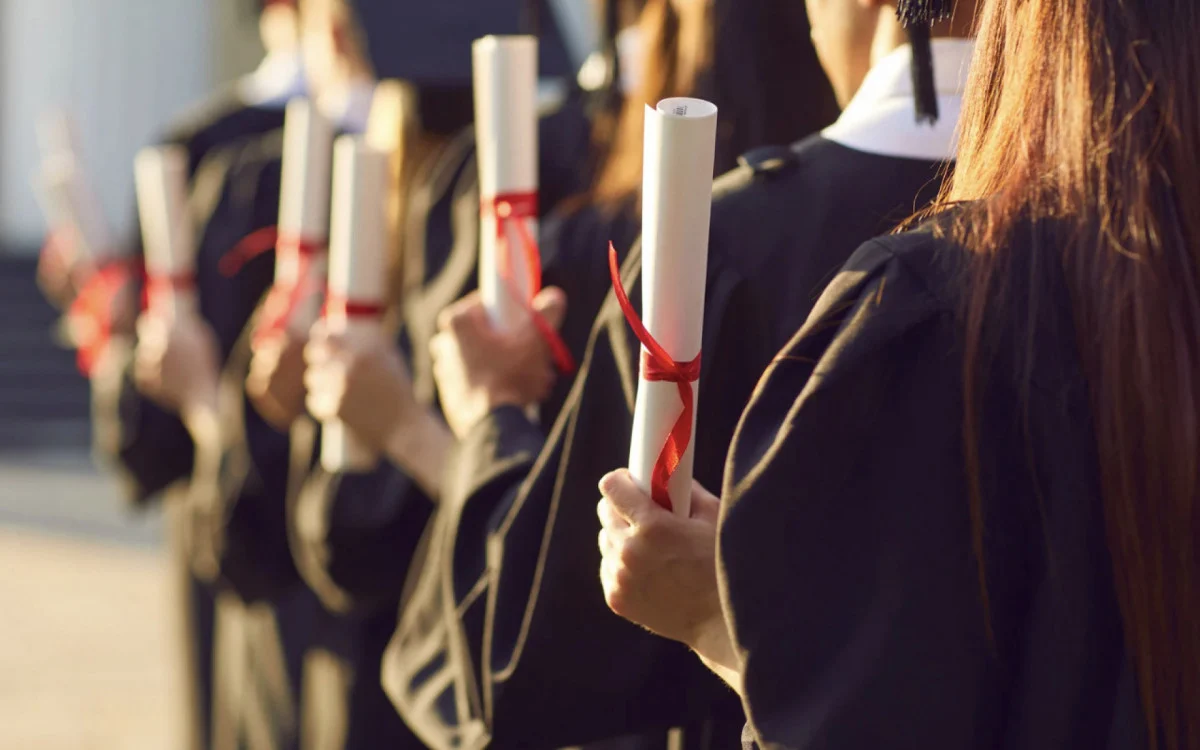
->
[721,229,997,749]
[723,225,1136,749]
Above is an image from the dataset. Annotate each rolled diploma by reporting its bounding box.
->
[37,112,81,161]
[321,136,388,473]
[276,99,334,332]
[135,145,197,321]
[627,98,718,518]
[36,153,115,265]
[472,35,539,331]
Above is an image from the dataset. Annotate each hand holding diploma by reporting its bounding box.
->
[429,287,568,439]
[246,99,335,428]
[318,136,388,473]
[132,144,220,429]
[305,320,417,453]
[596,469,740,690]
[133,312,221,420]
[305,320,453,500]
[472,35,575,375]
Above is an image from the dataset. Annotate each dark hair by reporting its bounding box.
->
[943,0,1200,746]
[588,0,838,212]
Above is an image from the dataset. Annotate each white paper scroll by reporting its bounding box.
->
[36,153,116,265]
[135,145,197,321]
[321,136,389,473]
[34,113,114,266]
[472,35,540,330]
[275,98,334,333]
[627,98,718,518]
[37,112,81,161]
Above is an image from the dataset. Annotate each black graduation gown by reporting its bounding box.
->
[94,95,287,507]
[281,129,482,750]
[723,226,1142,750]
[88,126,294,750]
[383,136,949,749]
[278,93,603,749]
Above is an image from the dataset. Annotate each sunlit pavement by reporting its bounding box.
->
[0,449,179,749]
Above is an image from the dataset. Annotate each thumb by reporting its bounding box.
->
[599,469,657,526]
[531,286,568,332]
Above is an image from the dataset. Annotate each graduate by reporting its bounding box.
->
[154,2,403,748]
[69,6,305,750]
[232,1,584,747]
[598,0,1198,746]
[395,0,977,747]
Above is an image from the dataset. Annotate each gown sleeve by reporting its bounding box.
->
[90,337,196,505]
[289,418,435,615]
[720,239,1007,749]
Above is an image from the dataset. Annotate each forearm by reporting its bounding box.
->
[690,616,743,697]
[384,406,454,502]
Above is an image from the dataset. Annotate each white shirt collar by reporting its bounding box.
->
[822,38,974,162]
[316,80,376,135]
[239,50,307,110]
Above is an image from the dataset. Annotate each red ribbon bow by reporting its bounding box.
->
[607,243,702,512]
[482,191,576,375]
[322,294,387,320]
[219,226,328,344]
[143,271,196,312]
[67,257,141,376]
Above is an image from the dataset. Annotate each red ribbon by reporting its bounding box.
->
[67,258,140,376]
[607,243,702,512]
[219,226,328,344]
[482,191,576,375]
[322,294,387,320]
[144,272,196,312]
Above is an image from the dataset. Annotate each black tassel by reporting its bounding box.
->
[524,0,541,37]
[907,24,939,125]
[896,0,955,26]
[604,0,622,88]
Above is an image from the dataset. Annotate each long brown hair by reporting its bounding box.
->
[943,0,1200,746]
[588,0,838,211]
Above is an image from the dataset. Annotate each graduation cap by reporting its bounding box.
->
[347,0,573,86]
[895,0,954,124]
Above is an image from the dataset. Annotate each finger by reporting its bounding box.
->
[598,469,656,526]
[597,497,631,531]
[436,290,483,333]
[305,390,337,421]
[304,336,332,367]
[428,332,452,363]
[598,528,620,559]
[308,317,328,343]
[531,286,568,331]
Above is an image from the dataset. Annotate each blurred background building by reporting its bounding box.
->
[0,0,260,449]
[0,2,261,747]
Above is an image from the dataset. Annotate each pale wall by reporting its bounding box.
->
[0,0,216,253]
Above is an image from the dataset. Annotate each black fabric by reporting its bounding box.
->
[384,136,948,748]
[88,104,295,750]
[349,0,573,84]
[178,130,301,604]
[94,99,286,507]
[285,93,601,749]
[723,226,1142,749]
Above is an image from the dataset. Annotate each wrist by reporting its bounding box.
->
[687,611,739,680]
[180,388,220,443]
[485,386,532,414]
[384,407,452,501]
